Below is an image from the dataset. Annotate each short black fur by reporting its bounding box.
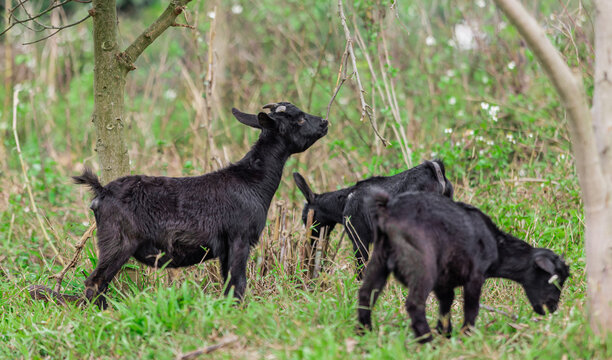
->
[74,102,328,308]
[293,159,453,278]
[357,190,570,343]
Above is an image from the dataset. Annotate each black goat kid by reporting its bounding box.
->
[74,102,328,308]
[358,190,569,343]
[293,160,453,278]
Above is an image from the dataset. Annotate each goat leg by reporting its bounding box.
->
[461,275,485,331]
[223,239,250,301]
[84,234,139,309]
[357,247,390,332]
[434,287,455,337]
[346,214,372,280]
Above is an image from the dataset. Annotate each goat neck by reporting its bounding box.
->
[234,129,292,204]
[485,232,534,282]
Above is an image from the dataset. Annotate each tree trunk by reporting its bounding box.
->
[3,0,13,153]
[91,0,130,184]
[588,0,612,333]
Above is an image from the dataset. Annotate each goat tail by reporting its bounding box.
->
[366,187,390,222]
[73,168,105,196]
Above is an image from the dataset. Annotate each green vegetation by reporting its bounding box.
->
[0,0,608,358]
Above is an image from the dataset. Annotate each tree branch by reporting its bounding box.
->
[120,0,193,72]
[0,0,90,37]
[21,14,91,45]
[336,0,387,146]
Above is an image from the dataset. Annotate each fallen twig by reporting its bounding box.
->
[28,284,82,305]
[52,223,96,294]
[175,335,239,360]
[480,303,518,320]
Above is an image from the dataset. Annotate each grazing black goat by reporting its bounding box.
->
[293,160,453,278]
[358,189,570,343]
[74,102,328,308]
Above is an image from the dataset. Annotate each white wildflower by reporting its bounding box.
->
[231,4,243,14]
[476,0,486,8]
[528,133,534,138]
[431,152,437,158]
[507,61,516,70]
[457,110,465,117]
[479,149,485,155]
[164,89,177,100]
[560,154,566,160]
[448,97,456,105]
[444,128,453,134]
[425,35,436,46]
[488,105,500,122]
[207,11,216,19]
[454,23,476,50]
[480,102,490,110]
[446,69,455,77]
[477,135,485,141]
[486,140,494,146]
[464,129,474,136]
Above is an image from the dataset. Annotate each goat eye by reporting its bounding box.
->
[297,117,306,125]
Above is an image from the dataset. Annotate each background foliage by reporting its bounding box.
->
[0,0,607,358]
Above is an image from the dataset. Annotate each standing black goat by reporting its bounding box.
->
[358,189,570,343]
[293,160,453,278]
[74,102,328,308]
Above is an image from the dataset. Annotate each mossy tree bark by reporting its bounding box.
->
[91,0,193,184]
[494,0,612,334]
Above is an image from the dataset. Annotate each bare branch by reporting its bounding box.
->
[121,0,194,71]
[1,0,91,41]
[21,13,91,45]
[336,0,388,146]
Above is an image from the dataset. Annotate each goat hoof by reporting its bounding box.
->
[355,323,371,336]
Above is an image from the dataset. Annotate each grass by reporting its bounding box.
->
[0,0,609,358]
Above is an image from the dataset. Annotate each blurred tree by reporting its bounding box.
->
[1,0,193,183]
[494,0,612,334]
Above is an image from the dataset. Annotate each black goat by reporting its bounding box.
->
[358,189,570,343]
[74,102,328,308]
[293,160,453,278]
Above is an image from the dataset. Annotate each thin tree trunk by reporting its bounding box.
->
[91,0,129,184]
[3,0,13,152]
[588,0,612,334]
[493,0,612,334]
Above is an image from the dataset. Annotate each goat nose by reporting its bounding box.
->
[321,118,328,126]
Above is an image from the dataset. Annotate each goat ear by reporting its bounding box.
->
[232,108,262,129]
[535,255,556,275]
[293,172,315,203]
[257,112,276,129]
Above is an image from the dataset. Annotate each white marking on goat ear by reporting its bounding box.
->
[548,274,559,284]
[347,192,354,200]
[275,105,286,113]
